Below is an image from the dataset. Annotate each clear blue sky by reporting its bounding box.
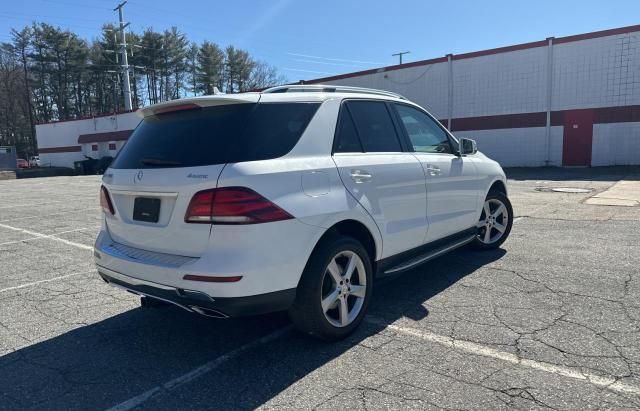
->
[1,0,638,82]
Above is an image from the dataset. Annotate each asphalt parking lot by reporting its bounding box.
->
[1,167,639,410]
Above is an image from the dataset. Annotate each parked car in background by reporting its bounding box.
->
[29,156,41,167]
[16,158,29,168]
[94,85,513,341]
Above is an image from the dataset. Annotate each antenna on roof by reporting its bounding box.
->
[392,51,411,65]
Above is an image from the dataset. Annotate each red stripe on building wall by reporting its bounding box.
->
[451,112,547,131]
[447,105,640,132]
[78,130,133,144]
[551,105,640,126]
[594,105,640,123]
[39,145,82,153]
[550,111,565,127]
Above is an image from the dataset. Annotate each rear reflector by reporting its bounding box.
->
[184,187,293,224]
[100,185,115,215]
[183,274,243,283]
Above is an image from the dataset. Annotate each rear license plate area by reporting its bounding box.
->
[133,197,161,223]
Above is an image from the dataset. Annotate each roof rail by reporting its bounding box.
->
[262,84,406,100]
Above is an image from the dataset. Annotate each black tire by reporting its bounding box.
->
[471,191,513,250]
[289,234,373,341]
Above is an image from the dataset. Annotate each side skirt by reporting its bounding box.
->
[375,227,477,278]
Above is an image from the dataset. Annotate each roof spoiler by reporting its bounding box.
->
[137,92,260,118]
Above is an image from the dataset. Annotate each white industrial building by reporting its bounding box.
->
[37,24,640,168]
[36,111,139,168]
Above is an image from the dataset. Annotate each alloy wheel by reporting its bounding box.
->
[476,198,509,244]
[320,250,367,328]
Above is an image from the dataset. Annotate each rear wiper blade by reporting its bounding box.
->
[140,158,182,166]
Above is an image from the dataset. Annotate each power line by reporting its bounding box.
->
[283,67,338,76]
[286,52,385,66]
[37,0,112,10]
[291,59,375,69]
[0,10,107,23]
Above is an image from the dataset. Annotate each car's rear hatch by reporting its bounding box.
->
[101,93,321,257]
[103,94,260,257]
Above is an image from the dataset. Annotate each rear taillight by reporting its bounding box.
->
[184,187,293,224]
[100,186,115,215]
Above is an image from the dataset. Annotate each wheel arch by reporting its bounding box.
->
[487,178,508,197]
[325,219,378,264]
[294,218,380,291]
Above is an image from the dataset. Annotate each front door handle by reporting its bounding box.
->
[425,165,441,176]
[350,169,372,183]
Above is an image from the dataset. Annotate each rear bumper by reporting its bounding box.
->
[97,266,296,318]
[94,217,325,298]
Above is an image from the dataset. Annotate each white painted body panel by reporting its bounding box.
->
[95,218,324,298]
[102,166,225,257]
[413,153,481,242]
[332,152,428,258]
[467,151,509,215]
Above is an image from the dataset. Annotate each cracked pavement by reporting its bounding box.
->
[0,167,639,410]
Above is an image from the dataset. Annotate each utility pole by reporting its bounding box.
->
[114,1,132,111]
[14,31,36,154]
[392,51,410,65]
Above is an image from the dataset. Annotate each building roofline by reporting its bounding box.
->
[305,24,640,84]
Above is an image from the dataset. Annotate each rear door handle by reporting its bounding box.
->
[350,169,372,183]
[425,165,441,176]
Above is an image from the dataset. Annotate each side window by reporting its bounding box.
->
[394,104,452,154]
[334,107,363,153]
[346,101,402,152]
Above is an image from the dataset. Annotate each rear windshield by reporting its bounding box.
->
[110,102,320,169]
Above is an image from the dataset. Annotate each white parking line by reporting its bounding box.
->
[0,270,95,293]
[367,318,640,396]
[0,200,63,210]
[106,326,293,411]
[0,223,93,251]
[0,208,98,222]
[0,227,99,247]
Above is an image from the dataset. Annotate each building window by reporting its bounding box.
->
[91,144,98,151]
[109,143,116,150]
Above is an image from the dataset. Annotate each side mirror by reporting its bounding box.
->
[459,138,477,156]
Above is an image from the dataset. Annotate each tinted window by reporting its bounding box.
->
[395,104,452,154]
[334,107,362,153]
[346,101,402,152]
[111,102,320,169]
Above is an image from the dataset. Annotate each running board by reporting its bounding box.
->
[381,234,476,276]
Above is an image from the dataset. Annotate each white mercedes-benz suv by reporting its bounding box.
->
[95,85,512,340]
